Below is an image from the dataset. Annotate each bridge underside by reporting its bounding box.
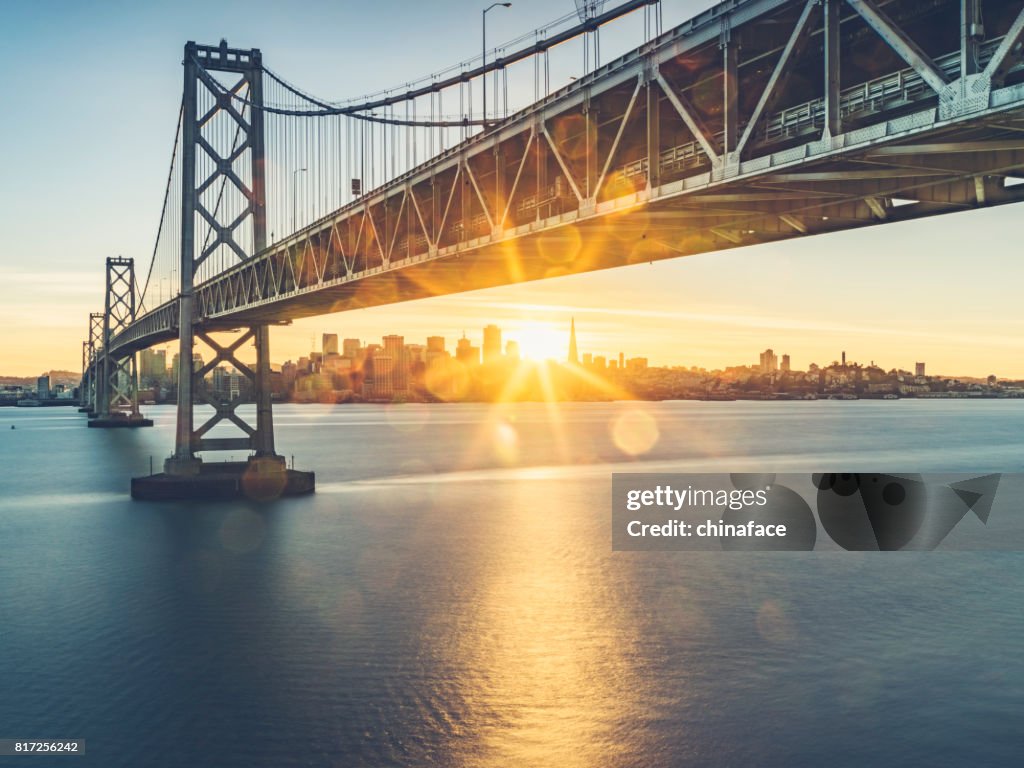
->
[225,131,1024,325]
[116,119,1024,352]
[110,0,1024,356]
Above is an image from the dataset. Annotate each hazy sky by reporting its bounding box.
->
[1,0,1022,377]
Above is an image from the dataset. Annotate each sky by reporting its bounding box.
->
[1,0,1023,378]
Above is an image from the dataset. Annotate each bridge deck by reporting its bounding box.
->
[110,0,1024,356]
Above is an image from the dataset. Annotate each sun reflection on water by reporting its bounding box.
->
[441,480,659,767]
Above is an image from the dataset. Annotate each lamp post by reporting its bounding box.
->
[482,2,512,128]
[293,167,307,233]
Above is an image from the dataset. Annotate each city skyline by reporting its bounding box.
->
[119,319,1014,383]
[116,321,1018,407]
[3,1,1024,378]
[2,305,1016,382]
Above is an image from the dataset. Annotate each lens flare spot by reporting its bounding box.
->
[492,420,520,465]
[611,408,659,456]
[241,458,288,501]
[536,225,582,266]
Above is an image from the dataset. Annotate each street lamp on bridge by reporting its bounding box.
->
[482,2,512,128]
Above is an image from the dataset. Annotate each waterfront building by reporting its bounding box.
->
[322,334,339,356]
[483,325,502,363]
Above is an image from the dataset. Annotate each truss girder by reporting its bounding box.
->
[104,2,1024,354]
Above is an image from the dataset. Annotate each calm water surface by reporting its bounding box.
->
[0,401,1021,767]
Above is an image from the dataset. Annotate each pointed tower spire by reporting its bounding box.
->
[568,317,579,364]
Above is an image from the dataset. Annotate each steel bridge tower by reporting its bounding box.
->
[89,258,153,428]
[150,41,313,498]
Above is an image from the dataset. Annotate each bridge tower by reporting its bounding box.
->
[84,312,104,417]
[89,257,153,428]
[144,40,313,499]
[77,340,90,412]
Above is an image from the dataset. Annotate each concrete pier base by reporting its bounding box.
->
[88,414,154,428]
[78,406,91,413]
[131,456,315,501]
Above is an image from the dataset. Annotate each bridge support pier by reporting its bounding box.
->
[138,323,314,501]
[139,322,315,500]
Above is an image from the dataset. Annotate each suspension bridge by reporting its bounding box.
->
[78,0,1024,499]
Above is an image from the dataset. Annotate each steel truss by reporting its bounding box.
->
[108,0,1024,356]
[85,312,103,412]
[168,41,277,473]
[97,258,142,419]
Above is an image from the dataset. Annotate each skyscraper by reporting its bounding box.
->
[323,334,339,356]
[456,333,480,366]
[139,348,167,382]
[483,325,502,363]
[759,349,778,374]
[343,338,361,358]
[915,362,926,377]
[781,354,791,372]
[382,335,407,392]
[426,336,447,370]
[568,318,579,364]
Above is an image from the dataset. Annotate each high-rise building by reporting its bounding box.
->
[759,349,778,374]
[781,354,791,372]
[139,349,167,382]
[323,334,339,356]
[506,340,520,361]
[483,325,502,363]
[369,353,395,399]
[171,353,204,385]
[343,338,361,358]
[37,375,50,400]
[455,334,480,366]
[383,335,408,392]
[618,352,625,369]
[212,366,228,397]
[405,344,426,364]
[915,362,926,377]
[426,337,448,369]
[282,361,298,390]
[568,318,579,364]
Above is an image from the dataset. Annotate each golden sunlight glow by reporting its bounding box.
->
[506,323,567,361]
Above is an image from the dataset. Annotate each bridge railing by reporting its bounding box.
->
[609,36,1021,189]
[767,37,1010,143]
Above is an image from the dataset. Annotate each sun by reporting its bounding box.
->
[507,323,570,361]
